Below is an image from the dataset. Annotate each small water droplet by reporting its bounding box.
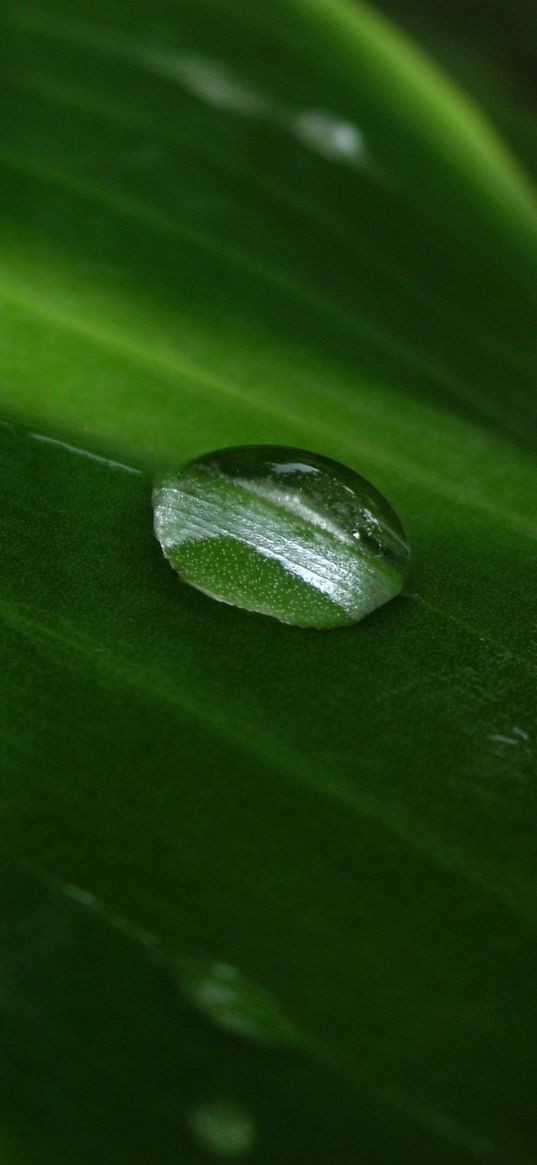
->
[291,109,366,165]
[187,1100,255,1159]
[176,957,303,1047]
[153,445,410,629]
[148,51,270,117]
[63,884,101,909]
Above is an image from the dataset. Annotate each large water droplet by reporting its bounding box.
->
[187,1100,256,1158]
[153,445,410,629]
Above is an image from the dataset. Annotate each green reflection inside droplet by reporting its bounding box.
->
[153,445,410,629]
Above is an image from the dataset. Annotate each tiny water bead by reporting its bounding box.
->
[187,1100,256,1159]
[153,446,410,629]
[176,957,304,1048]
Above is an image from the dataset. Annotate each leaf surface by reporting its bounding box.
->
[0,2,536,1163]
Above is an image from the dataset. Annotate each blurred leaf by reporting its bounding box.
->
[0,2,536,1163]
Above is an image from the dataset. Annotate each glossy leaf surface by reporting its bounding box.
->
[0,1,536,1163]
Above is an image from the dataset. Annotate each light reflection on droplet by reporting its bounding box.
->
[187,1100,256,1159]
[487,725,532,755]
[270,461,320,475]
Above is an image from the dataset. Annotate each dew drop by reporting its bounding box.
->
[149,52,270,117]
[291,109,366,165]
[176,957,303,1048]
[153,445,410,630]
[187,1100,256,1159]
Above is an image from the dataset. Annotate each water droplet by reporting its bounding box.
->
[153,446,410,629]
[291,110,366,166]
[147,51,270,117]
[187,1100,255,1159]
[63,883,101,909]
[176,957,303,1048]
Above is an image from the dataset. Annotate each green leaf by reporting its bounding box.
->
[0,1,536,1163]
[373,0,537,177]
